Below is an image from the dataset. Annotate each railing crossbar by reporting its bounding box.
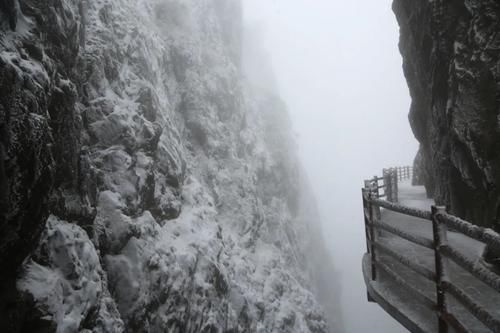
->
[441,245,500,294]
[372,219,434,250]
[361,166,500,332]
[370,240,436,282]
[443,280,500,332]
[374,259,436,310]
[437,213,500,252]
[441,311,469,333]
[370,197,432,221]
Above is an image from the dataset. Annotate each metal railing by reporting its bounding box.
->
[362,167,500,333]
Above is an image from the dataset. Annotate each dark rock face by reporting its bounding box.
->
[0,0,18,30]
[394,0,500,226]
[0,1,84,329]
[1,0,341,332]
[412,147,426,188]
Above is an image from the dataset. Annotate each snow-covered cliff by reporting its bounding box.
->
[0,0,341,332]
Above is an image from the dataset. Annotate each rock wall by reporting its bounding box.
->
[0,0,341,332]
[411,148,426,187]
[393,0,500,227]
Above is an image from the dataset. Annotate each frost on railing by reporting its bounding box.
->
[373,239,435,281]
[370,197,432,221]
[362,166,500,333]
[441,245,500,293]
[364,166,411,203]
[437,212,500,252]
[372,219,433,249]
[375,259,435,310]
[443,280,500,332]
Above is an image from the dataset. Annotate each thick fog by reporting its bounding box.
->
[243,1,418,332]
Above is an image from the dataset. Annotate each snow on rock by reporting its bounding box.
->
[17,215,124,333]
[393,0,500,226]
[1,0,342,332]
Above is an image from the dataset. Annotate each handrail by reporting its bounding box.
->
[362,166,500,333]
[440,312,469,333]
[442,281,500,332]
[374,259,436,310]
[436,212,500,252]
[365,166,412,203]
[370,239,436,281]
[441,245,500,293]
[370,197,432,221]
[371,219,434,249]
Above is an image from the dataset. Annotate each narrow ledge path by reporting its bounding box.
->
[363,181,500,333]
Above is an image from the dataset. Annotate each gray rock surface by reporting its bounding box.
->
[0,0,342,332]
[411,148,426,188]
[394,0,500,227]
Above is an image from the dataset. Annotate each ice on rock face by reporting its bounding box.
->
[17,216,124,333]
[3,0,341,331]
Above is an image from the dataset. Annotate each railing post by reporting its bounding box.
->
[362,188,370,252]
[368,191,377,280]
[384,169,392,202]
[392,168,398,203]
[432,206,449,333]
[371,176,381,219]
[372,175,379,198]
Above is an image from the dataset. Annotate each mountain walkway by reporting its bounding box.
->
[362,167,500,333]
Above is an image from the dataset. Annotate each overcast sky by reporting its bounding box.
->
[243,1,418,332]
